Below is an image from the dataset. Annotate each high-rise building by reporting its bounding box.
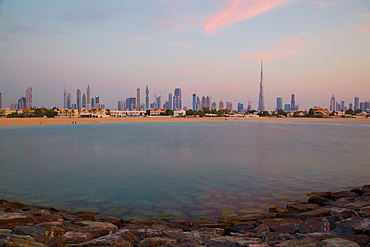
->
[330,94,336,111]
[67,93,71,109]
[360,102,365,111]
[226,102,232,111]
[192,93,197,111]
[18,97,26,109]
[276,97,283,111]
[82,93,86,109]
[219,99,224,110]
[284,104,291,112]
[258,60,265,111]
[211,102,216,110]
[10,103,17,110]
[95,96,100,109]
[26,86,32,108]
[290,93,296,111]
[247,99,252,111]
[0,92,2,109]
[340,101,345,112]
[201,96,210,109]
[354,97,360,111]
[76,89,82,110]
[156,93,161,109]
[86,85,91,110]
[237,103,244,112]
[118,100,125,111]
[136,88,140,110]
[145,85,149,110]
[63,88,68,109]
[173,88,181,110]
[349,103,353,110]
[365,101,370,112]
[126,97,136,111]
[168,92,173,110]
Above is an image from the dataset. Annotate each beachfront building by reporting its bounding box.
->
[110,110,145,117]
[58,109,80,118]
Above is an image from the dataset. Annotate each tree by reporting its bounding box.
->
[165,109,174,116]
[308,108,315,117]
[258,111,270,117]
[355,109,363,114]
[345,109,354,115]
[277,109,287,117]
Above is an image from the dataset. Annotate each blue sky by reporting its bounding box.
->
[1,0,369,110]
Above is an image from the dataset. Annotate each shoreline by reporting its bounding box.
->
[1,185,369,246]
[1,116,369,127]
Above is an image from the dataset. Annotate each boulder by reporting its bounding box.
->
[329,207,359,220]
[287,203,320,212]
[0,233,47,247]
[332,217,370,236]
[206,235,263,247]
[269,205,290,213]
[319,237,360,247]
[11,225,52,243]
[65,230,137,247]
[277,237,320,247]
[257,218,304,234]
[137,237,178,247]
[0,212,37,229]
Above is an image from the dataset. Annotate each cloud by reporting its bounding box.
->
[240,35,317,62]
[203,0,292,34]
[357,25,370,33]
[158,19,172,26]
[170,42,193,49]
[312,1,341,8]
[220,83,241,92]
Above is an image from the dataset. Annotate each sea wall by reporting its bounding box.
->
[1,185,370,246]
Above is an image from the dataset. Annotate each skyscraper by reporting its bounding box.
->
[156,93,161,109]
[173,88,181,110]
[63,88,69,109]
[26,86,32,108]
[201,96,210,109]
[237,103,244,112]
[219,99,224,110]
[192,93,197,111]
[258,60,265,111]
[76,89,81,110]
[136,88,140,110]
[290,93,296,111]
[18,97,26,109]
[247,99,252,111]
[354,97,359,111]
[95,95,100,109]
[0,92,2,109]
[276,97,283,111]
[168,92,173,110]
[211,102,216,110]
[82,93,86,109]
[145,85,149,110]
[67,93,71,109]
[86,85,91,110]
[226,102,232,111]
[330,94,336,111]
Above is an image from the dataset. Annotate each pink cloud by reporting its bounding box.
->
[158,19,172,26]
[203,0,292,34]
[240,35,317,62]
[170,42,193,49]
[220,83,241,92]
[175,68,192,73]
[312,1,341,8]
[357,25,370,33]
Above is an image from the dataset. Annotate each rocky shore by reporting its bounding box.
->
[1,185,370,247]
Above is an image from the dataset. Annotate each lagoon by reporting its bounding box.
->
[0,121,369,221]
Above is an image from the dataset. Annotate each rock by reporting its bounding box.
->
[254,224,270,232]
[295,232,338,240]
[308,196,334,206]
[11,225,52,243]
[0,212,37,229]
[61,231,90,244]
[34,211,64,223]
[137,237,178,247]
[277,237,320,247]
[319,237,360,247]
[329,207,359,220]
[296,207,331,221]
[257,218,304,234]
[287,203,320,212]
[0,234,48,246]
[65,230,137,247]
[341,235,370,247]
[194,227,225,241]
[269,205,290,213]
[261,232,294,242]
[163,230,202,245]
[206,235,263,247]
[324,191,359,200]
[96,216,125,228]
[307,192,332,198]
[333,217,370,236]
[191,222,230,230]
[166,220,191,230]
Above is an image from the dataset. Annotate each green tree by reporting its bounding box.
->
[165,109,174,116]
[308,108,315,117]
[355,109,363,114]
[345,109,354,115]
[258,111,270,117]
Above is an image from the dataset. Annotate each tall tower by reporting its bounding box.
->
[86,85,91,110]
[145,85,149,110]
[330,94,336,112]
[76,89,81,110]
[290,93,296,111]
[82,93,86,109]
[258,60,265,111]
[0,92,2,109]
[354,97,360,111]
[276,97,283,111]
[174,88,182,110]
[192,93,197,111]
[247,99,252,111]
[219,99,224,110]
[63,87,68,109]
[26,86,32,108]
[136,88,141,110]
[168,92,173,110]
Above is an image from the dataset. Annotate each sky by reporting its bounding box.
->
[0,0,369,110]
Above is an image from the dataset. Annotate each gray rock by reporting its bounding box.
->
[329,207,359,220]
[333,217,370,235]
[11,225,51,243]
[277,237,320,247]
[137,237,178,247]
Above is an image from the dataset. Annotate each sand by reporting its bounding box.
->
[0,116,369,126]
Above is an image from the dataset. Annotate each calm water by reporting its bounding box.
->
[1,121,369,221]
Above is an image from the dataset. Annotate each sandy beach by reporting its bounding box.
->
[0,116,369,126]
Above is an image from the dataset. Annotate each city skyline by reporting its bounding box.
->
[1,1,369,109]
